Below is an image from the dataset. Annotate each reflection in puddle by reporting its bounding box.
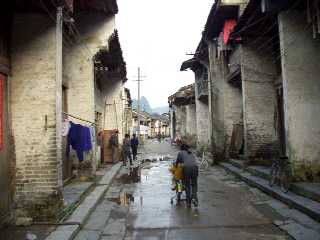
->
[107,192,135,206]
[117,167,141,184]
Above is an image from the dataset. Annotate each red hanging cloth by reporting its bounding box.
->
[223,19,237,44]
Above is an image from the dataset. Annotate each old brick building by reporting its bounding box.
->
[169,84,197,147]
[182,0,320,181]
[0,0,127,224]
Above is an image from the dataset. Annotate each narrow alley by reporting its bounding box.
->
[70,140,319,240]
[1,1,320,240]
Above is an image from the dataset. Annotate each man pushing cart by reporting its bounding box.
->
[170,144,199,208]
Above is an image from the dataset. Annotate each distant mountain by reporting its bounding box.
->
[132,96,152,114]
[132,97,169,115]
[152,106,169,115]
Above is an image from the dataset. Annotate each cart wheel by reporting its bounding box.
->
[177,192,182,203]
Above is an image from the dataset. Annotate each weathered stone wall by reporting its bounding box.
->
[209,42,226,158]
[209,43,243,161]
[64,14,116,124]
[185,104,196,135]
[64,14,116,171]
[103,80,125,141]
[279,11,320,180]
[11,14,62,220]
[195,75,210,151]
[185,104,197,146]
[175,105,187,140]
[240,43,278,163]
[225,47,243,140]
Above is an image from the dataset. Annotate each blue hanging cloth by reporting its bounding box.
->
[66,122,92,162]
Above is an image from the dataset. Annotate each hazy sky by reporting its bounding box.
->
[116,0,213,108]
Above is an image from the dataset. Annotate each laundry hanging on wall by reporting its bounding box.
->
[66,121,93,162]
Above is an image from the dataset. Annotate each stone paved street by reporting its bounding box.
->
[70,139,320,240]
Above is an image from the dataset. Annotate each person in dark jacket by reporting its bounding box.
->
[123,134,133,166]
[109,130,119,163]
[176,144,199,208]
[131,134,139,161]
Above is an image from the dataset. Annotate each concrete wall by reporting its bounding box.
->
[279,11,320,180]
[240,43,278,163]
[11,14,62,220]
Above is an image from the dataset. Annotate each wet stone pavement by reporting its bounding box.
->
[73,139,320,240]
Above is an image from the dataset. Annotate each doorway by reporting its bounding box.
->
[0,74,11,222]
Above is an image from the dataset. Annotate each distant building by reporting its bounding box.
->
[168,84,197,147]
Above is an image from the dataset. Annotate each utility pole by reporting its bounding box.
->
[137,67,141,140]
[133,67,146,141]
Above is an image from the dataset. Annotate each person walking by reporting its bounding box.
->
[176,144,199,208]
[123,134,133,166]
[131,133,139,161]
[109,130,119,163]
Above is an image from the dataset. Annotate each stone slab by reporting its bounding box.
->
[73,229,101,240]
[102,218,126,236]
[220,163,320,222]
[45,163,122,240]
[83,209,112,231]
[279,222,320,240]
[45,225,79,240]
[65,185,107,225]
[99,163,122,185]
[62,182,94,206]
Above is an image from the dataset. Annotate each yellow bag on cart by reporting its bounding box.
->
[170,164,183,180]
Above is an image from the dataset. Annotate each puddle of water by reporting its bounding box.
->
[141,155,173,164]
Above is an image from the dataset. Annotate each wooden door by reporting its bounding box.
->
[0,74,10,220]
[62,86,72,182]
[103,130,120,163]
[276,86,286,156]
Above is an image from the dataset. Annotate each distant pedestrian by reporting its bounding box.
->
[176,144,199,208]
[123,134,133,166]
[131,133,139,161]
[109,130,119,163]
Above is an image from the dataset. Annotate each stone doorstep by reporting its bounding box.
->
[229,159,320,204]
[60,182,95,221]
[44,163,122,240]
[220,162,320,223]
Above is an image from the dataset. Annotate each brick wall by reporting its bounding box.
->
[279,11,320,180]
[11,14,62,220]
[240,44,278,163]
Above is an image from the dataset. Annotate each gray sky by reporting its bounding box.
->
[116,0,213,108]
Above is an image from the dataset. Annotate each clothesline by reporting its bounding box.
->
[63,112,96,125]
